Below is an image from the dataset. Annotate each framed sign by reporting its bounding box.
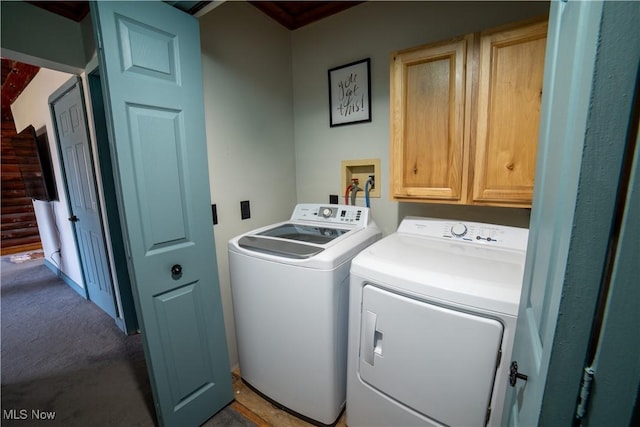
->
[328,58,371,127]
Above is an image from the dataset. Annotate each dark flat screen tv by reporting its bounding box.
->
[12,125,58,202]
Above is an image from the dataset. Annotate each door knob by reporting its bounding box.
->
[68,215,79,222]
[171,264,183,277]
[509,361,528,387]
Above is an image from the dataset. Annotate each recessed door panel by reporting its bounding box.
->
[359,285,503,426]
[126,104,189,252]
[117,16,178,82]
[153,282,216,408]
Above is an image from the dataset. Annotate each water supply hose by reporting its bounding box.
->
[350,184,361,206]
[365,176,374,208]
[344,185,353,205]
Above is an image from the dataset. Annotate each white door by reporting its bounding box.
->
[360,285,503,426]
[503,1,604,425]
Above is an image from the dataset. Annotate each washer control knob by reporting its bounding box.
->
[451,223,468,237]
[321,207,333,218]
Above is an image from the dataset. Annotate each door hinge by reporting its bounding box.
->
[575,366,595,420]
[96,28,103,50]
[485,407,491,426]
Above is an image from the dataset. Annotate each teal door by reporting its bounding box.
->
[503,1,602,426]
[504,1,603,424]
[90,2,233,426]
[50,77,117,320]
[506,1,639,425]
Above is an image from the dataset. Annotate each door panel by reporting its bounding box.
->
[505,2,604,425]
[91,2,233,425]
[87,71,138,334]
[359,285,503,426]
[154,283,217,407]
[126,105,188,250]
[50,78,117,319]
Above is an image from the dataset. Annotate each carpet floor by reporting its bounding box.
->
[0,254,260,427]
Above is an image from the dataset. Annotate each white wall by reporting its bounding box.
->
[199,1,297,367]
[291,1,549,235]
[11,68,84,288]
[198,0,548,368]
[2,2,98,294]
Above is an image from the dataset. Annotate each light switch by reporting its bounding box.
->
[240,200,250,220]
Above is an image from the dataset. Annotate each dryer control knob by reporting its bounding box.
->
[451,223,468,237]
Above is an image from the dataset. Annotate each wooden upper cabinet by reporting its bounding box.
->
[391,34,473,201]
[390,17,547,207]
[473,19,548,205]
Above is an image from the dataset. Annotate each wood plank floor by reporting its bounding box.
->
[231,370,347,427]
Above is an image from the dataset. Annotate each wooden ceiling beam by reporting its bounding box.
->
[1,59,40,122]
[249,1,363,30]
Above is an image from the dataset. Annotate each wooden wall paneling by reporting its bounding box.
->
[1,120,42,255]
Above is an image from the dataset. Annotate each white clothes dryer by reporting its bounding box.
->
[229,204,380,426]
[346,217,529,427]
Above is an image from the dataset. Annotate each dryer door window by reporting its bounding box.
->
[358,284,503,426]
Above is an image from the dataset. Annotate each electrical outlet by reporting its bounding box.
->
[329,194,339,204]
[240,200,250,220]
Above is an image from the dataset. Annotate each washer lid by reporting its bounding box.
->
[237,223,352,259]
[238,235,324,259]
[256,223,349,244]
[351,232,527,315]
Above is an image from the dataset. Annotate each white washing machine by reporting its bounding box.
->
[228,203,380,426]
[346,217,529,427]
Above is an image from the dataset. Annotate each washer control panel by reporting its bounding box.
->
[398,217,529,251]
[291,204,369,226]
[450,223,468,237]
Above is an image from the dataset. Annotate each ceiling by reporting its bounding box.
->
[25,1,363,29]
[247,1,363,30]
[26,1,90,22]
[2,1,363,121]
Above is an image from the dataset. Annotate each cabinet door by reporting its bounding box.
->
[391,35,473,201]
[473,20,548,206]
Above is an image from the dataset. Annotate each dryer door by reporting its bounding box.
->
[359,285,503,426]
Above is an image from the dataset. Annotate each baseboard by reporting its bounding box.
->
[43,259,87,299]
[0,242,43,256]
